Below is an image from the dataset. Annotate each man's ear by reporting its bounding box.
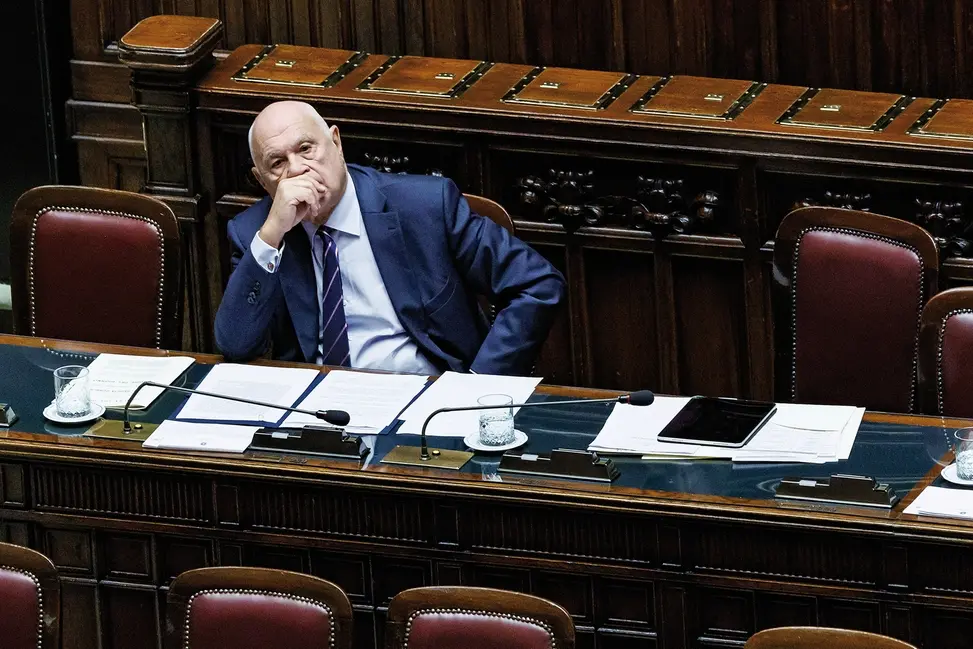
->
[330,124,342,153]
[251,166,270,195]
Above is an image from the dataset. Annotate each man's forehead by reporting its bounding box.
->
[257,121,324,156]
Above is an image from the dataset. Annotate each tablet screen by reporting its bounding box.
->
[657,397,776,447]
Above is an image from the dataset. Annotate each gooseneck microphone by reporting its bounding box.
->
[121,380,351,434]
[417,390,655,461]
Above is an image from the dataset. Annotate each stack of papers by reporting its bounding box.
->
[397,371,542,437]
[904,486,973,519]
[86,353,195,409]
[588,397,865,463]
[143,420,259,453]
[282,370,429,434]
[174,364,319,424]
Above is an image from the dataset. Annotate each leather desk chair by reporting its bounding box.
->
[0,541,60,649]
[919,287,973,417]
[773,207,939,413]
[10,185,183,349]
[386,586,574,649]
[464,194,516,324]
[166,567,352,649]
[464,194,516,236]
[745,627,916,649]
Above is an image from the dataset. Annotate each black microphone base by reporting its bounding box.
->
[381,444,473,470]
[250,425,368,463]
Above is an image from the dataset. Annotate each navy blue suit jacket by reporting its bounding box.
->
[214,164,565,375]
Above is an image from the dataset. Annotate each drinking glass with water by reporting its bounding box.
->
[478,394,515,446]
[954,428,973,480]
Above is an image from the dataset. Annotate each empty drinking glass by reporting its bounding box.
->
[478,394,515,446]
[54,365,91,418]
[955,428,973,480]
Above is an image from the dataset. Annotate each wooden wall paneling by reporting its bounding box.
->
[659,584,689,649]
[916,607,973,649]
[74,137,147,192]
[884,605,914,645]
[818,598,881,633]
[754,593,817,630]
[60,577,101,649]
[739,160,774,400]
[102,583,162,649]
[0,462,26,508]
[671,253,749,397]
[583,245,657,391]
[691,588,753,648]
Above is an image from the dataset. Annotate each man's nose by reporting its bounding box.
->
[284,155,307,177]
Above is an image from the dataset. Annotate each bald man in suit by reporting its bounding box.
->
[215,101,565,375]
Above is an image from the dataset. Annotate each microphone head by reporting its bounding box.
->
[318,410,351,426]
[627,390,655,406]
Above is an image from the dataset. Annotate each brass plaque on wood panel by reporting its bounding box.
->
[777,88,914,131]
[232,45,367,88]
[907,99,973,141]
[502,67,637,110]
[356,56,493,99]
[630,76,766,120]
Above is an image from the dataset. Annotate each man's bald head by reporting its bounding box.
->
[248,101,348,226]
[248,101,329,168]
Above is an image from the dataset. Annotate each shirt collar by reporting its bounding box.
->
[301,170,361,240]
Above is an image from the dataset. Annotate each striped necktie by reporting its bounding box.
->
[317,227,350,367]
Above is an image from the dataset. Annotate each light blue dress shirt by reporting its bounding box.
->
[249,172,438,375]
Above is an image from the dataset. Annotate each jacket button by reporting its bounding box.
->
[247,292,257,305]
[254,281,262,291]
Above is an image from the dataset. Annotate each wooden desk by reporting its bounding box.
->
[1,334,972,649]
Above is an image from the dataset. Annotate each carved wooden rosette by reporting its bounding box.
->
[514,169,721,236]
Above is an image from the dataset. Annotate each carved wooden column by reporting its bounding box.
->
[118,16,223,352]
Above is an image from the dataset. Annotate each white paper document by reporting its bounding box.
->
[174,363,319,424]
[396,371,542,437]
[142,420,259,453]
[588,398,865,464]
[282,370,429,433]
[86,353,195,409]
[904,486,973,519]
[588,396,700,456]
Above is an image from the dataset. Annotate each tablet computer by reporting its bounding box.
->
[657,397,777,448]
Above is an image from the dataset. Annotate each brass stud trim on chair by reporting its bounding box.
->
[404,608,556,649]
[791,225,925,412]
[27,205,167,348]
[935,308,973,415]
[184,588,336,649]
[0,564,44,649]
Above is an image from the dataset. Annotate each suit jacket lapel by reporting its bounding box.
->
[351,167,428,339]
[279,226,319,362]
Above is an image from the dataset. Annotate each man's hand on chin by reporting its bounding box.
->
[258,174,327,248]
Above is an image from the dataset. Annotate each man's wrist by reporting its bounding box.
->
[257,225,285,250]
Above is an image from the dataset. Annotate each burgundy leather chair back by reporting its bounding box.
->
[919,287,973,417]
[744,626,916,649]
[10,185,182,349]
[773,207,938,412]
[166,567,352,649]
[386,586,575,649]
[0,542,60,649]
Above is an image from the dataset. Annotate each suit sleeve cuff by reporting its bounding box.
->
[250,232,285,273]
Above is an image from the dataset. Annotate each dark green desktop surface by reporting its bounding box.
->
[0,342,955,501]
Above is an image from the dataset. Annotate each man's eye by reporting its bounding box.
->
[301,143,313,153]
[270,160,282,168]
